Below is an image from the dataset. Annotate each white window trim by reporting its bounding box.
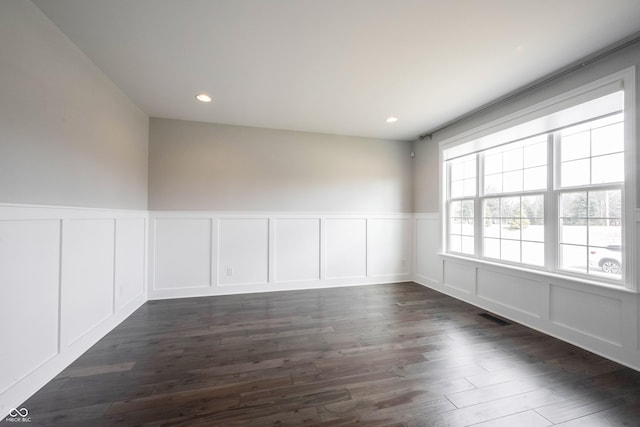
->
[439,66,637,292]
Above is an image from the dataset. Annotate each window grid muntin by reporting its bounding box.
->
[483,136,548,195]
[449,154,477,199]
[446,154,477,255]
[559,116,624,189]
[447,197,476,255]
[556,185,624,279]
[481,193,545,266]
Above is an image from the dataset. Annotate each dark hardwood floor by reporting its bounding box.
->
[11,282,640,426]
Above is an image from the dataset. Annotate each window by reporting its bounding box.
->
[442,69,635,288]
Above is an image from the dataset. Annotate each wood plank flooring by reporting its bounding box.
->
[12,282,640,426]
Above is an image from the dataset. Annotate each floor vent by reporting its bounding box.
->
[478,313,511,326]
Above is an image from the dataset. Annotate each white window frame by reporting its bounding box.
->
[439,67,637,292]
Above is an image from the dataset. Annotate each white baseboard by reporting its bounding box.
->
[149,275,411,300]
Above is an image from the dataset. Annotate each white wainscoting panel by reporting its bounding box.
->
[218,218,269,286]
[115,218,146,310]
[443,260,475,294]
[0,204,147,418]
[550,285,623,346]
[415,214,441,283]
[153,218,211,289]
[413,210,640,373]
[149,212,412,299]
[325,218,367,280]
[274,218,320,283]
[367,218,410,277]
[0,220,60,395]
[477,269,543,319]
[61,219,115,346]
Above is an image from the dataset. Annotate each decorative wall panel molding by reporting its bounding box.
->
[325,218,367,280]
[367,218,411,277]
[550,285,623,346]
[274,218,321,283]
[413,210,640,373]
[0,204,147,417]
[477,269,543,319]
[2,205,638,417]
[0,219,60,395]
[218,218,269,286]
[149,212,413,299]
[414,213,441,284]
[61,218,116,346]
[153,218,212,289]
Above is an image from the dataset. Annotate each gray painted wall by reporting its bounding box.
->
[4,0,637,215]
[149,118,413,212]
[413,40,640,213]
[0,1,148,210]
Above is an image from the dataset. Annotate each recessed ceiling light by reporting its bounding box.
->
[386,116,398,123]
[195,93,212,103]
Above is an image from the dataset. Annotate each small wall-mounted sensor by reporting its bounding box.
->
[410,152,415,158]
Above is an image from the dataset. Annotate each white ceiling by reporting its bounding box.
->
[33,0,640,141]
